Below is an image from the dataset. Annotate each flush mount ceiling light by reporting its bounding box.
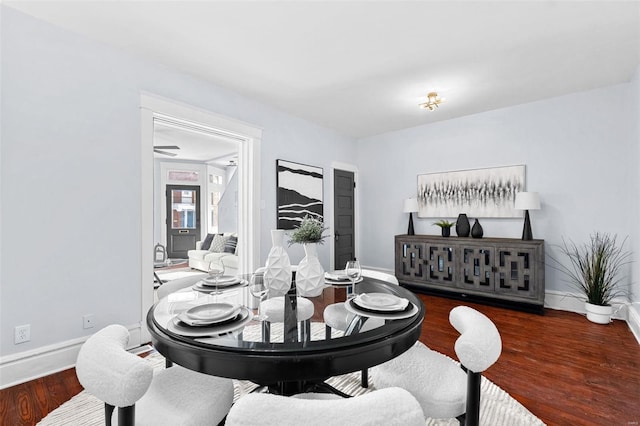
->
[419,92,445,111]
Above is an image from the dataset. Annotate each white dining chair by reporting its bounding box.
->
[155,273,207,300]
[225,387,425,426]
[75,324,234,426]
[260,295,315,342]
[251,266,314,342]
[323,268,399,387]
[371,306,502,426]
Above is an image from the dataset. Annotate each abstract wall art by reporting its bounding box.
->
[276,159,324,229]
[417,165,525,218]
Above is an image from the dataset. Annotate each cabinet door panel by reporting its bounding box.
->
[396,242,427,281]
[459,246,495,291]
[494,248,536,299]
[426,244,456,287]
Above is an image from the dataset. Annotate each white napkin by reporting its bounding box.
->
[325,271,349,281]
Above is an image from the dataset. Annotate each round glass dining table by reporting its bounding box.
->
[147,275,425,396]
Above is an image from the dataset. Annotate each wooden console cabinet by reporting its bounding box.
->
[395,234,545,313]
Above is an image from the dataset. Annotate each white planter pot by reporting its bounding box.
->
[296,243,326,297]
[585,302,613,324]
[264,230,292,297]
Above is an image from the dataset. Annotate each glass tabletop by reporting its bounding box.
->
[150,275,424,353]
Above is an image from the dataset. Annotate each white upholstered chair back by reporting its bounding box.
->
[225,387,425,426]
[76,325,153,408]
[76,324,234,426]
[361,269,399,285]
[450,305,502,373]
[156,273,206,300]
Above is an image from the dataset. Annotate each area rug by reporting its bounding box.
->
[38,324,545,426]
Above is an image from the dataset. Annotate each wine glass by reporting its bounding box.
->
[208,261,225,297]
[345,260,361,300]
[249,273,269,321]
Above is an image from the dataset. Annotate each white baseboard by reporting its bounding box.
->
[0,323,143,390]
[0,337,86,390]
[544,290,631,319]
[627,304,640,344]
[362,265,394,274]
[543,290,589,315]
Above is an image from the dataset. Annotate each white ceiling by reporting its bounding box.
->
[153,121,238,164]
[7,1,640,139]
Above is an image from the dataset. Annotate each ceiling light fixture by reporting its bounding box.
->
[419,92,445,111]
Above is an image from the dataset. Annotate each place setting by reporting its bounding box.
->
[344,292,419,320]
[192,262,247,294]
[166,301,254,337]
[324,270,364,287]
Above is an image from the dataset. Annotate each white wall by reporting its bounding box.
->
[218,168,238,233]
[356,82,637,300]
[0,7,354,363]
[631,66,640,329]
[206,163,228,234]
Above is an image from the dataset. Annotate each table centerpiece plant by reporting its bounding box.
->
[288,216,329,245]
[288,216,329,297]
[550,232,631,324]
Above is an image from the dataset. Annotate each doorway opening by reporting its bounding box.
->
[140,94,262,344]
[329,162,359,271]
[333,169,355,268]
[153,115,240,260]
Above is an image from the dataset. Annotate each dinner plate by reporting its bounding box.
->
[201,276,241,287]
[354,293,409,312]
[177,311,241,327]
[324,276,363,286]
[185,302,241,322]
[167,307,253,337]
[192,280,246,293]
[345,298,419,320]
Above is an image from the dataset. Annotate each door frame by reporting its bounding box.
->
[328,161,359,271]
[140,93,262,344]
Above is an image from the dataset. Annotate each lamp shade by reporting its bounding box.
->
[514,192,540,210]
[403,198,419,213]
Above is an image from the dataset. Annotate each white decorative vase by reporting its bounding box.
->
[264,230,292,297]
[296,243,326,297]
[585,302,613,324]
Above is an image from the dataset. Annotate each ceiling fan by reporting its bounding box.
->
[153,145,180,157]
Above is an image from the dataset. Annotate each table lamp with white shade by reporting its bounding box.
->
[514,192,541,240]
[403,198,419,235]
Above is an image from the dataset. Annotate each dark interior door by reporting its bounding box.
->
[334,169,355,269]
[166,185,200,259]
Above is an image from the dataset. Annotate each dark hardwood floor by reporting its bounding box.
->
[1,293,638,425]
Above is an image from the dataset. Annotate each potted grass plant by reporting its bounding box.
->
[433,220,456,237]
[551,232,631,324]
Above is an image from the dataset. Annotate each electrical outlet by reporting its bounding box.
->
[14,324,30,344]
[83,314,95,329]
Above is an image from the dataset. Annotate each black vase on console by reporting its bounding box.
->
[456,213,470,237]
[471,218,484,238]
